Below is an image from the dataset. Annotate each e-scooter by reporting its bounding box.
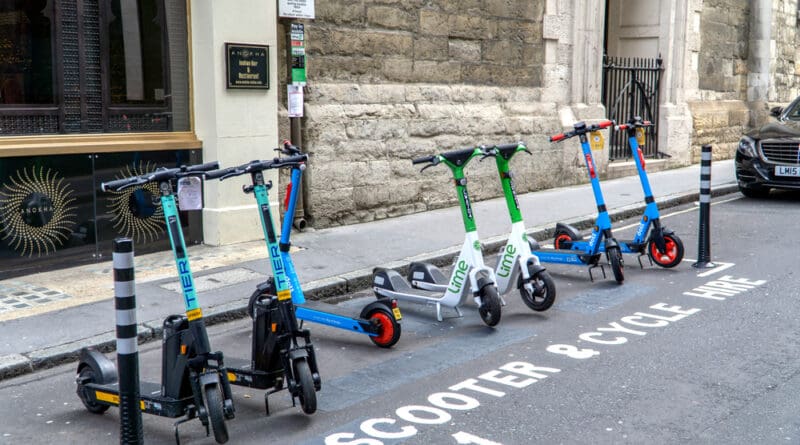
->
[76,162,235,444]
[204,155,321,416]
[554,117,684,268]
[481,143,557,311]
[529,120,626,283]
[372,146,503,326]
[228,142,402,348]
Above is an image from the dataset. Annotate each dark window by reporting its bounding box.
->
[0,0,54,105]
[108,0,165,106]
[0,0,189,135]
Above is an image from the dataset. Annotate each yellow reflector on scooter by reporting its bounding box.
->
[271,323,277,332]
[227,372,237,382]
[277,289,291,301]
[186,308,202,321]
[96,391,119,405]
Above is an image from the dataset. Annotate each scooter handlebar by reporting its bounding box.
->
[412,155,436,165]
[101,161,219,192]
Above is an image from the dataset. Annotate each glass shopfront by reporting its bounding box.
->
[0,0,197,278]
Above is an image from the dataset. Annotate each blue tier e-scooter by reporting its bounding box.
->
[76,162,236,444]
[208,142,402,349]
[204,155,323,417]
[554,117,684,268]
[529,120,626,283]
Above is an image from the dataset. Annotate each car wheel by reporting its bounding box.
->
[739,185,770,198]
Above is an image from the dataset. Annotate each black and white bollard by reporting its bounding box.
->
[693,145,716,269]
[114,238,143,444]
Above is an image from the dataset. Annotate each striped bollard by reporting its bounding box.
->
[693,145,716,268]
[114,238,143,444]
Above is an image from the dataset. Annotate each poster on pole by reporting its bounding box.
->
[288,84,304,117]
[279,0,315,19]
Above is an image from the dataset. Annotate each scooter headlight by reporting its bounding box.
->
[737,136,757,158]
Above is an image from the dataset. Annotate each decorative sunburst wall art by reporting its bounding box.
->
[0,166,78,257]
[106,162,164,242]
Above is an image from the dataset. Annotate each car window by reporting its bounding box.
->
[785,97,800,120]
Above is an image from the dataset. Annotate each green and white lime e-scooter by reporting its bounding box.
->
[372,147,503,326]
[482,143,557,311]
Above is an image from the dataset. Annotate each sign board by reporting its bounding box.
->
[290,23,306,85]
[225,43,269,89]
[279,0,315,19]
[288,85,304,117]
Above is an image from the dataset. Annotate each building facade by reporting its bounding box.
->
[0,0,797,276]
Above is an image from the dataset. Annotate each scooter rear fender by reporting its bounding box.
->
[77,348,118,385]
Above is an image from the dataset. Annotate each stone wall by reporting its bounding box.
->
[770,0,800,102]
[297,0,555,228]
[690,0,749,162]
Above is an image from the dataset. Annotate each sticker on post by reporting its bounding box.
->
[636,127,646,146]
[590,131,604,150]
[177,176,203,210]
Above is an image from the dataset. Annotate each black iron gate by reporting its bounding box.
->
[602,55,663,160]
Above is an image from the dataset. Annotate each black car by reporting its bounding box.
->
[736,96,800,197]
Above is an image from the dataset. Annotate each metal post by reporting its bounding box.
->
[693,145,716,269]
[114,238,143,444]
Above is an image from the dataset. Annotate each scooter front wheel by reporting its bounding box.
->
[204,383,229,444]
[648,233,684,268]
[477,282,502,327]
[519,267,556,312]
[294,359,317,414]
[367,309,401,348]
[607,247,624,284]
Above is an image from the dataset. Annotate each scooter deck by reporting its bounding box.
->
[225,356,283,390]
[85,381,193,418]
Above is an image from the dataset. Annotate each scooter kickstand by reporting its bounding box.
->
[588,264,606,281]
[436,303,443,322]
[454,305,463,318]
[636,253,650,269]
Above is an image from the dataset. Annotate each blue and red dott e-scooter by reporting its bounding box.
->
[554,117,684,268]
[529,120,625,283]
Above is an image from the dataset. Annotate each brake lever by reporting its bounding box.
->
[523,148,533,156]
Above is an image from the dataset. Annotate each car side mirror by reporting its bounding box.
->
[769,106,783,118]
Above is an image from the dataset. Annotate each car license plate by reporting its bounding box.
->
[775,166,800,177]
[392,307,402,320]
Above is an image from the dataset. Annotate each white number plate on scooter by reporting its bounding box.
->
[775,165,800,177]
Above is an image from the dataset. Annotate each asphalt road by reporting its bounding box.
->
[2,192,800,444]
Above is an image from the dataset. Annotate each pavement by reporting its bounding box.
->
[0,159,739,380]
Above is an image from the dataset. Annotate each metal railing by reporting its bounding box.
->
[602,55,663,160]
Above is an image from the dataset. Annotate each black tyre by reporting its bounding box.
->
[204,383,229,444]
[648,233,684,268]
[76,367,109,414]
[295,359,317,415]
[607,246,624,284]
[739,185,770,198]
[518,267,556,312]
[247,278,276,319]
[367,309,401,348]
[477,284,502,327]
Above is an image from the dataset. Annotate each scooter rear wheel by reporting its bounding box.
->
[295,359,317,414]
[367,309,401,348]
[553,231,576,250]
[76,367,109,414]
[648,233,684,268]
[477,282,502,327]
[204,383,229,444]
[607,247,624,284]
[519,267,556,312]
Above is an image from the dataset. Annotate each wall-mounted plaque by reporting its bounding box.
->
[225,43,269,89]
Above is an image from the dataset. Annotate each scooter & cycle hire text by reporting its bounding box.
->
[76,161,235,444]
[372,146,503,326]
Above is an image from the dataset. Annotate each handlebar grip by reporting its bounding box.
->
[495,143,522,151]
[597,120,613,129]
[184,161,220,174]
[643,120,652,126]
[549,133,566,142]
[100,176,140,192]
[204,166,237,180]
[277,154,308,165]
[412,155,435,165]
[615,124,629,131]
